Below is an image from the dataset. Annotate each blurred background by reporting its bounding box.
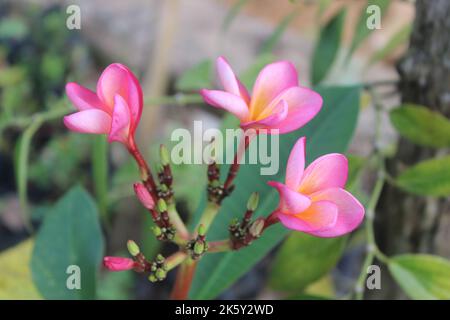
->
[1,0,449,300]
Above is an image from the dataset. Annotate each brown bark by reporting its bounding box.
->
[375,0,450,299]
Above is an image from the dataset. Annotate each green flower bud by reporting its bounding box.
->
[157,199,167,213]
[249,218,265,238]
[155,268,166,280]
[247,192,259,211]
[194,241,205,255]
[198,224,206,237]
[152,226,162,237]
[156,254,165,263]
[127,240,140,257]
[148,274,157,282]
[160,145,170,166]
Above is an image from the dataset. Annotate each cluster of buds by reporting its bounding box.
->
[151,199,176,241]
[157,145,174,202]
[229,193,265,250]
[186,225,208,260]
[206,160,233,204]
[148,254,169,282]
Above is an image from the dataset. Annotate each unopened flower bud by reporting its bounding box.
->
[148,274,157,282]
[155,268,166,280]
[160,144,170,166]
[103,256,135,271]
[152,226,162,237]
[198,224,206,237]
[247,192,259,211]
[134,183,154,210]
[157,199,167,213]
[156,254,165,263]
[194,241,205,255]
[127,240,140,257]
[249,218,265,238]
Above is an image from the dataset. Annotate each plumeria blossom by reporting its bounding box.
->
[200,56,322,134]
[64,63,143,148]
[103,256,136,271]
[268,137,364,237]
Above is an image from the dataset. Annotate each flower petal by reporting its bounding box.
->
[277,200,338,233]
[200,89,249,120]
[285,137,306,190]
[299,153,348,194]
[249,61,298,118]
[241,99,288,131]
[66,82,105,112]
[268,181,311,214]
[134,182,154,210]
[103,257,135,271]
[216,56,250,104]
[108,94,131,144]
[63,109,111,134]
[269,86,323,134]
[96,63,143,132]
[309,188,365,237]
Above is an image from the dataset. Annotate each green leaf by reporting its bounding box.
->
[390,104,450,148]
[92,135,109,219]
[346,154,366,191]
[260,11,298,54]
[346,0,390,62]
[0,240,42,299]
[222,0,250,32]
[175,60,212,92]
[269,233,347,292]
[31,186,104,299]
[189,86,361,299]
[311,9,346,85]
[367,23,411,67]
[388,254,450,300]
[395,155,450,197]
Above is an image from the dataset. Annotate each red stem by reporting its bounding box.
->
[263,211,279,231]
[223,134,252,190]
[170,260,198,300]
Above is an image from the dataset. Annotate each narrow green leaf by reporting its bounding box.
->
[31,186,104,299]
[367,24,411,67]
[311,9,346,85]
[346,0,390,61]
[260,11,298,54]
[189,86,361,299]
[222,0,250,32]
[175,59,213,92]
[395,156,450,197]
[92,135,109,220]
[388,254,450,300]
[269,233,347,293]
[390,104,450,148]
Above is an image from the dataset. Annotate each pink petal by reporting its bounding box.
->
[216,56,250,104]
[309,188,365,237]
[285,137,306,190]
[241,99,288,131]
[277,200,338,233]
[66,82,105,112]
[249,61,298,118]
[299,153,348,194]
[134,183,154,210]
[200,89,249,120]
[269,87,323,134]
[268,181,311,214]
[108,95,131,144]
[103,256,135,271]
[96,63,143,132]
[63,109,111,134]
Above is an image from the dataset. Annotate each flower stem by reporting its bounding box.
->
[166,251,188,271]
[170,258,197,300]
[196,201,221,235]
[208,239,232,253]
[168,203,189,240]
[223,132,254,191]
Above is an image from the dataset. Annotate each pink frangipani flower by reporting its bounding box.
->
[200,56,322,134]
[103,256,136,271]
[268,137,365,237]
[64,63,143,148]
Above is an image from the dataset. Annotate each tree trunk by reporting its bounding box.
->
[375,0,450,299]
